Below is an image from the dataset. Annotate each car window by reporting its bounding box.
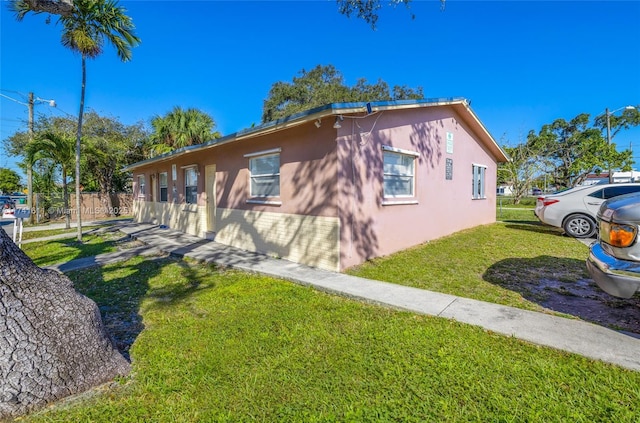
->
[587,189,605,199]
[601,185,640,199]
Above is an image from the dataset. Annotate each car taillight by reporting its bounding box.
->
[542,198,559,207]
[604,223,637,248]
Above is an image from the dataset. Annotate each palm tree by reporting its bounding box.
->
[12,0,140,241]
[149,107,221,156]
[25,132,75,228]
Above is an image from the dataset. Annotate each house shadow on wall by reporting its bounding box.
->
[331,114,445,267]
[212,109,452,270]
[483,255,640,336]
[217,166,315,267]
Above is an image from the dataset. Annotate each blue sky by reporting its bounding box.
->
[2,1,640,181]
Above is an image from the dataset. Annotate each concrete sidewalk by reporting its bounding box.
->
[50,221,640,371]
[0,218,132,233]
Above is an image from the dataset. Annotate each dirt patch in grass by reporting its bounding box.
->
[89,226,145,251]
[114,237,145,251]
[484,256,640,336]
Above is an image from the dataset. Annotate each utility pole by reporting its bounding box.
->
[1,91,55,224]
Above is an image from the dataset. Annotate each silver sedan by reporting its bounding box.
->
[534,183,640,238]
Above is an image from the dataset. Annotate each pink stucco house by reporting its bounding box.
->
[124,98,509,271]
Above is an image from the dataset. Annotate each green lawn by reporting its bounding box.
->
[21,232,121,266]
[17,221,639,420]
[22,257,640,422]
[347,219,583,313]
[496,195,538,207]
[20,227,77,240]
[496,205,538,222]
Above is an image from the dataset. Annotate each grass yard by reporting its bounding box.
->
[22,257,640,422]
[495,196,538,221]
[496,205,538,222]
[21,231,122,266]
[348,218,584,313]
[496,196,538,207]
[20,227,78,240]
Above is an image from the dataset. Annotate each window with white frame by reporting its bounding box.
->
[185,167,198,204]
[137,175,146,199]
[247,150,280,197]
[472,164,486,199]
[383,147,416,198]
[159,172,168,202]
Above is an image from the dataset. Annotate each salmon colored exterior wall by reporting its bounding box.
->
[130,104,503,271]
[131,122,343,270]
[213,123,338,216]
[132,123,338,215]
[336,106,499,269]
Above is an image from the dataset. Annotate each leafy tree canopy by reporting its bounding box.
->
[3,114,73,160]
[262,64,424,122]
[3,111,148,194]
[80,111,149,194]
[526,113,635,188]
[337,0,445,29]
[337,0,412,29]
[0,168,22,193]
[593,105,640,140]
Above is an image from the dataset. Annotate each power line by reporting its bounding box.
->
[51,107,76,118]
[0,88,28,97]
[1,89,73,115]
[0,92,29,107]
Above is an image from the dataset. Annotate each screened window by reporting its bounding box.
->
[185,167,198,204]
[383,151,415,197]
[249,153,280,197]
[137,175,146,199]
[472,164,486,199]
[159,172,168,202]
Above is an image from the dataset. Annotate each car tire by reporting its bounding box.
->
[563,214,596,238]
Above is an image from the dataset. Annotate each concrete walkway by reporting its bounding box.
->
[0,218,134,243]
[48,221,640,371]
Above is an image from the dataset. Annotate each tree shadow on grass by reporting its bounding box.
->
[144,259,220,309]
[28,234,122,267]
[67,255,222,359]
[66,256,168,360]
[501,221,567,236]
[484,256,640,335]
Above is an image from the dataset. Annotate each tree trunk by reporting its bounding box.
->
[102,178,114,217]
[0,229,130,419]
[62,168,70,229]
[75,55,85,242]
